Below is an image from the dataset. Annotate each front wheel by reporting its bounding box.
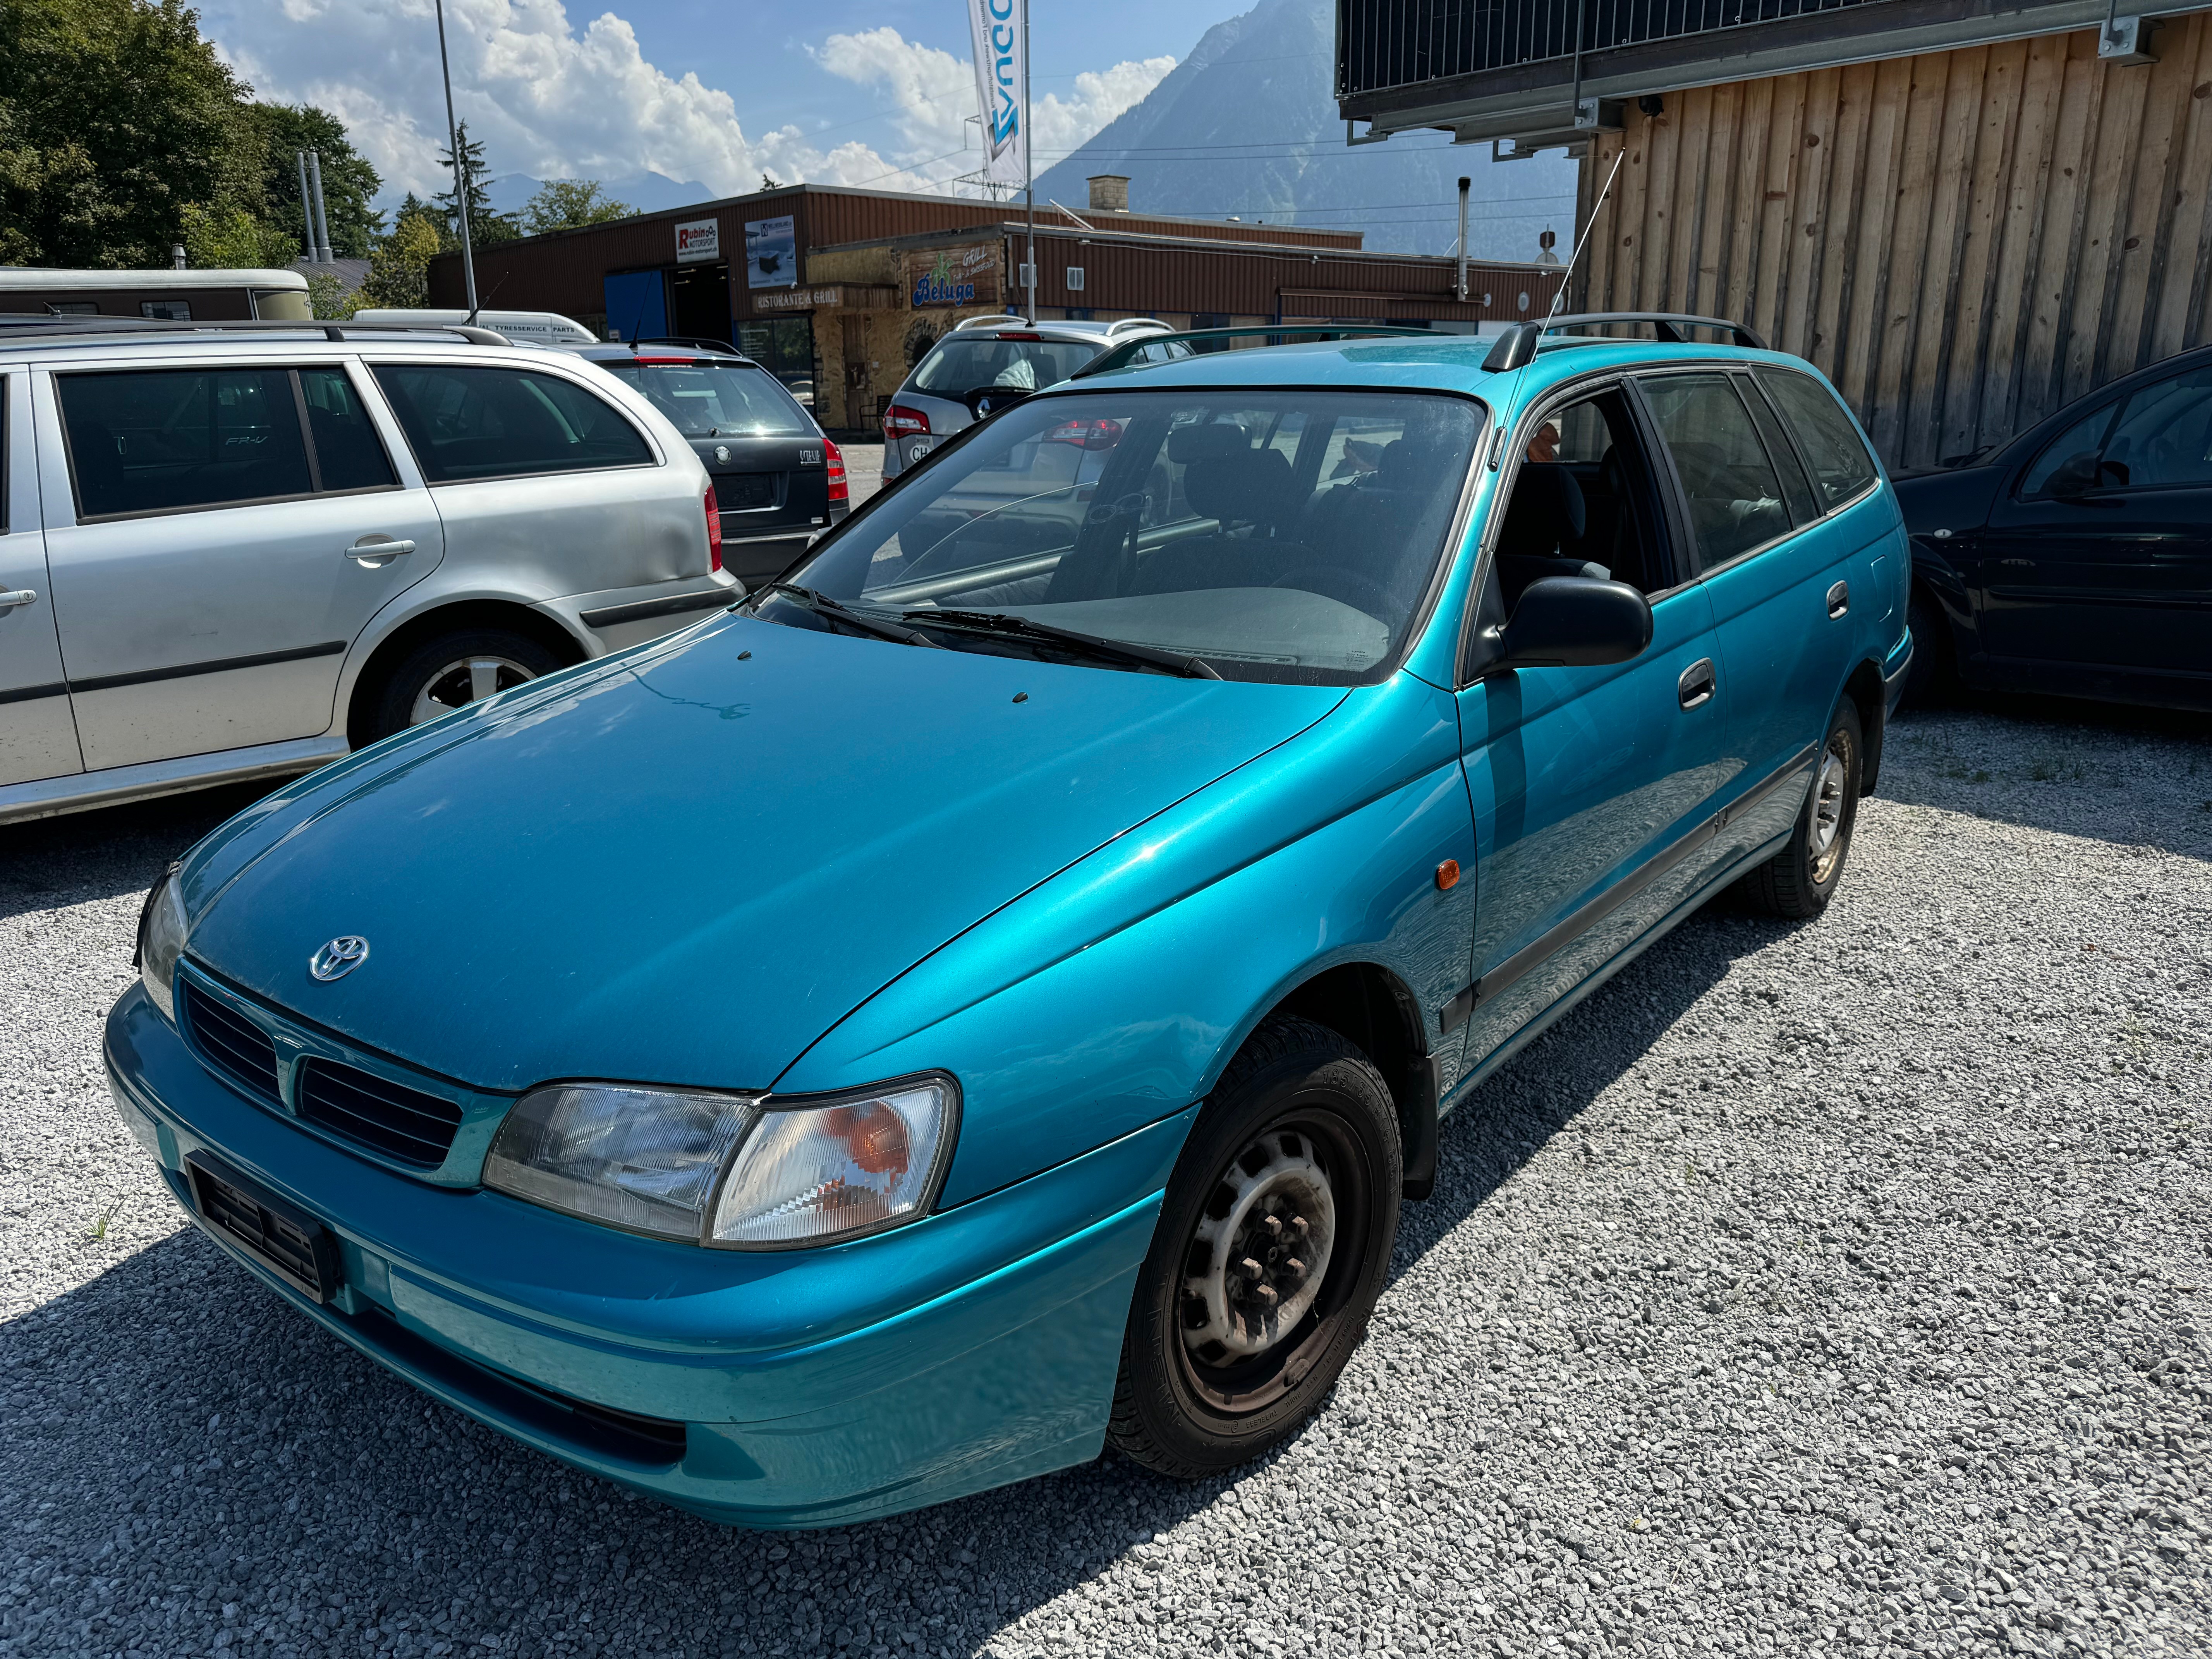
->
[1737,697,1863,919]
[364,628,564,743]
[1108,1016,1401,1478]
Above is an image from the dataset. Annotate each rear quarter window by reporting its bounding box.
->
[1754,369,1880,510]
[372,364,653,483]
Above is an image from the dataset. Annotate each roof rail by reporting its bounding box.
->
[1073,322,1438,380]
[1480,311,1768,372]
[0,315,513,347]
[953,314,1029,331]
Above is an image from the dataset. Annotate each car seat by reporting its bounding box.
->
[1494,462,1610,606]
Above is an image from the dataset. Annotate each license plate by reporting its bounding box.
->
[186,1152,341,1303]
[910,440,933,459]
[717,473,776,510]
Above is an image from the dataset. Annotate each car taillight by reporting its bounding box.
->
[1044,417,1123,451]
[704,484,722,573]
[824,438,848,505]
[883,404,930,439]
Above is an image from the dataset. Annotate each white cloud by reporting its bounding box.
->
[203,0,1172,206]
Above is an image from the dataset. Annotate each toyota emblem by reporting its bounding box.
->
[308,936,370,982]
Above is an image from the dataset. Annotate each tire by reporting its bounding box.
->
[1737,697,1864,920]
[1901,587,1953,709]
[364,629,565,744]
[1108,1015,1401,1479]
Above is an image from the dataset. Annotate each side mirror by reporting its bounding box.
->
[2045,452,2101,498]
[1489,577,1654,672]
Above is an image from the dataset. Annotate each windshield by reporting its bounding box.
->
[602,359,811,436]
[911,335,1100,398]
[772,389,1484,685]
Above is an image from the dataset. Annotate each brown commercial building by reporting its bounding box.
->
[428,179,1560,430]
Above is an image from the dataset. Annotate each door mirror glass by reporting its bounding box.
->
[1492,576,1653,671]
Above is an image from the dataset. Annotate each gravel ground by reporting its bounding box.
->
[2,700,2208,1659]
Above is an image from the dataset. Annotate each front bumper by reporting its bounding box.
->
[106,987,1184,1528]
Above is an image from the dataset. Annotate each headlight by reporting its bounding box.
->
[135,867,187,1023]
[482,1072,958,1249]
[709,1075,958,1249]
[482,1084,756,1240]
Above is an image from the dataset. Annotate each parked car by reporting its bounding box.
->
[575,340,848,591]
[878,314,1187,479]
[0,318,733,826]
[353,308,599,347]
[1893,343,2212,712]
[109,315,1910,1530]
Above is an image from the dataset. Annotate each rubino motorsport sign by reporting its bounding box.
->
[674,218,720,265]
[906,246,1002,309]
[966,0,1027,191]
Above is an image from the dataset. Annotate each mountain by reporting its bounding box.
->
[1032,0,1576,260]
[484,171,713,221]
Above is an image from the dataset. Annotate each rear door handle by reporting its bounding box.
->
[1826,580,1850,619]
[1678,657,1716,709]
[0,588,36,612]
[347,537,416,565]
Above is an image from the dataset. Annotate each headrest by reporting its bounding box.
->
[1375,437,1455,486]
[1167,421,1253,463]
[1183,447,1293,528]
[1495,462,1586,559]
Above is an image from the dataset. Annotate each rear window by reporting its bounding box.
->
[600,359,811,437]
[372,365,652,483]
[910,336,1099,398]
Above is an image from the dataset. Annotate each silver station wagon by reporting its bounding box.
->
[0,319,737,825]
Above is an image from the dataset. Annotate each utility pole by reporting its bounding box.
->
[434,0,480,316]
[1023,0,1035,324]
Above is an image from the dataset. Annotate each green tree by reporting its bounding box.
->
[249,101,384,258]
[359,199,446,309]
[522,178,633,235]
[304,269,359,320]
[433,122,518,247]
[0,0,268,266]
[179,201,295,268]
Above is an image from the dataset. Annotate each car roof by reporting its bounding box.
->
[0,319,598,365]
[1061,331,1810,407]
[941,317,1170,344]
[578,341,760,367]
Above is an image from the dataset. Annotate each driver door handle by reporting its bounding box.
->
[1678,657,1716,709]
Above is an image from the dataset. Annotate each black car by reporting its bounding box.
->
[577,340,847,589]
[1894,346,2212,713]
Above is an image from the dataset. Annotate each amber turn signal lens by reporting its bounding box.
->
[1435,859,1461,891]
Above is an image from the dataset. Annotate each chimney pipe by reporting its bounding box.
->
[307,150,333,263]
[171,244,187,270]
[1456,177,1470,302]
[296,152,316,261]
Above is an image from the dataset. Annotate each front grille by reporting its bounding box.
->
[297,1058,464,1168]
[183,983,280,1103]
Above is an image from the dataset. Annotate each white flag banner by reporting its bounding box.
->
[968,0,1027,190]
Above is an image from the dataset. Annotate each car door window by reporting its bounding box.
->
[2027,365,2212,495]
[57,368,313,520]
[298,367,397,493]
[1640,373,1793,568]
[1738,374,1821,524]
[1753,369,1879,510]
[372,364,653,483]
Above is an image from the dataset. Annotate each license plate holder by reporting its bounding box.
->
[718,472,776,510]
[185,1152,341,1304]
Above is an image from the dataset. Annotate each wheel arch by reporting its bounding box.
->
[343,599,591,748]
[1841,655,1887,795]
[1260,960,1439,1202]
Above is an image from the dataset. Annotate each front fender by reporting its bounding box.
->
[778,673,1479,1208]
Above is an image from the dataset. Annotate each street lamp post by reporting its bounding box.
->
[434,0,480,317]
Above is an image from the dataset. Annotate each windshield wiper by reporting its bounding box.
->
[761,583,941,648]
[907,608,1221,680]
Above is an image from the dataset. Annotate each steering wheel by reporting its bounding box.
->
[1273,565,1395,620]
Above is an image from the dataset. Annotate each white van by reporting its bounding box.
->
[354,309,598,347]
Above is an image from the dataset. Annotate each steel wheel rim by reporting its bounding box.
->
[408,655,537,726]
[1173,1111,1367,1417]
[1809,737,1850,882]
[1182,1128,1338,1362]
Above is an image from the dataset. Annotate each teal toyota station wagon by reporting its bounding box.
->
[108,313,1913,1527]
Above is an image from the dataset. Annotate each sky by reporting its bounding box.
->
[198,0,1266,210]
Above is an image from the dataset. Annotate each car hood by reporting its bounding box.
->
[182,613,1344,1093]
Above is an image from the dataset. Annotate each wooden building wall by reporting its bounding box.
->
[1574,16,2212,469]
